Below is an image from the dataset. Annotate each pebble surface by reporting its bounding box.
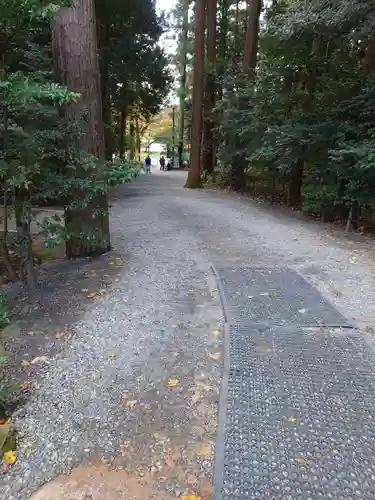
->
[1,169,375,499]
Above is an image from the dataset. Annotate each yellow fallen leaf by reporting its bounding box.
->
[108,352,116,360]
[30,356,48,365]
[55,331,67,339]
[26,331,34,336]
[3,450,16,464]
[191,391,201,404]
[181,495,201,500]
[125,399,137,409]
[22,360,30,367]
[196,441,213,457]
[165,454,176,468]
[209,352,221,361]
[294,458,308,467]
[285,417,297,423]
[349,255,357,264]
[20,381,32,390]
[167,378,179,387]
[86,291,98,298]
[208,287,218,293]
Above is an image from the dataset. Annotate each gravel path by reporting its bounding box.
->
[2,168,375,499]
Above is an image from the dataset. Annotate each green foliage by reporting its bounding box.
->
[96,0,172,156]
[105,159,141,186]
[0,0,154,283]
[213,0,375,226]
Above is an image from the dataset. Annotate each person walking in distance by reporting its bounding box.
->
[159,155,166,171]
[145,154,152,174]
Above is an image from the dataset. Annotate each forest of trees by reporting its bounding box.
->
[0,0,171,289]
[178,0,375,231]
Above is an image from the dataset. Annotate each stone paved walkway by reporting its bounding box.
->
[2,169,375,499]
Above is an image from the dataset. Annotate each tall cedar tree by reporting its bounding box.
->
[243,0,261,74]
[185,0,205,188]
[202,0,217,174]
[52,0,111,258]
[178,0,189,165]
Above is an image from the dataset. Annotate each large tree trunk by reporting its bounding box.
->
[243,0,262,75]
[218,0,228,101]
[52,0,111,258]
[98,15,112,161]
[129,121,135,160]
[178,0,189,164]
[202,0,217,175]
[288,159,304,207]
[185,0,205,188]
[119,108,126,159]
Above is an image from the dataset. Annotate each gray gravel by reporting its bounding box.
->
[2,169,375,499]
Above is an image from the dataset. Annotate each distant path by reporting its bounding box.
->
[2,169,375,499]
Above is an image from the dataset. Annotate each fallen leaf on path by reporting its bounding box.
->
[115,258,123,265]
[349,255,357,264]
[285,417,297,423]
[208,287,218,293]
[30,356,48,365]
[20,381,32,390]
[26,331,34,336]
[3,451,16,465]
[294,458,308,467]
[181,495,201,500]
[165,454,175,468]
[55,331,67,339]
[209,352,221,361]
[108,352,116,360]
[188,288,195,296]
[195,441,213,457]
[167,378,179,387]
[191,391,201,404]
[196,382,212,391]
[22,360,30,367]
[125,399,137,409]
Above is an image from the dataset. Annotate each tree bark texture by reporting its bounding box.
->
[98,17,113,161]
[288,158,304,207]
[178,0,189,161]
[218,0,228,101]
[243,0,262,76]
[185,0,205,188]
[202,0,217,175]
[119,108,126,159]
[52,0,111,258]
